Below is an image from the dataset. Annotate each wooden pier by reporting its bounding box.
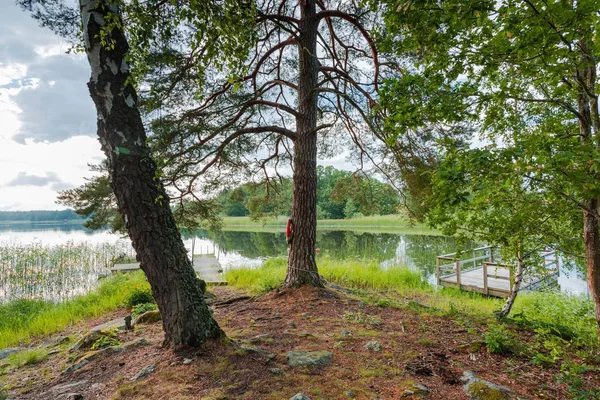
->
[111,254,227,285]
[436,246,559,297]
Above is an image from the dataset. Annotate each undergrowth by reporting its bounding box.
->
[0,271,149,349]
[226,257,598,351]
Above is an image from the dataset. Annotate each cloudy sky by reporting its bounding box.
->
[0,1,103,211]
[0,1,359,212]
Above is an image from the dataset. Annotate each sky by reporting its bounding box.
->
[0,1,103,211]
[0,2,360,212]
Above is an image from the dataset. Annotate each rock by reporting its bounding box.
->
[301,312,308,318]
[58,393,83,400]
[249,334,273,343]
[0,348,21,360]
[462,370,525,400]
[62,359,89,375]
[286,351,332,367]
[183,358,193,365]
[340,330,352,337]
[364,341,382,352]
[70,331,102,352]
[116,337,150,352]
[403,383,429,397]
[132,363,156,381]
[90,317,130,332]
[44,336,70,348]
[288,321,297,329]
[50,380,88,394]
[290,394,311,400]
[269,368,283,375]
[345,390,356,397]
[133,310,161,325]
[273,312,281,320]
[412,384,429,394]
[239,346,276,360]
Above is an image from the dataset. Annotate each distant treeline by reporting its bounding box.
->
[0,210,87,224]
[215,166,401,219]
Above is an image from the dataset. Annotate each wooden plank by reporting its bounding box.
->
[111,255,227,285]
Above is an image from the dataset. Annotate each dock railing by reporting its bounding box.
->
[436,246,560,296]
[436,245,495,287]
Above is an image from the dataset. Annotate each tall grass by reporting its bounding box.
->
[225,257,429,294]
[0,271,149,349]
[0,240,135,302]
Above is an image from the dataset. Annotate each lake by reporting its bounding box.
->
[0,223,589,301]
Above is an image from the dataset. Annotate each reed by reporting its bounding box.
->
[0,240,135,302]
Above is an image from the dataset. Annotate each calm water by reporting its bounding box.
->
[0,223,589,299]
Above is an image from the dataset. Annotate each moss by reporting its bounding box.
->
[468,382,507,400]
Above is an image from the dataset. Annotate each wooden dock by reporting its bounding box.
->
[111,254,227,285]
[436,247,559,297]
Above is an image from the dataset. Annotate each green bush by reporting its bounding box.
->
[132,302,158,318]
[125,287,154,308]
[484,324,519,354]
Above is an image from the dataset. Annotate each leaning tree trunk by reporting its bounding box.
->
[284,0,324,287]
[80,0,223,346]
[496,255,525,318]
[583,201,600,342]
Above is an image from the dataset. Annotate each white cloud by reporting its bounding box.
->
[0,2,101,210]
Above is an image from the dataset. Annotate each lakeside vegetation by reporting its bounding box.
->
[0,271,148,349]
[0,241,135,302]
[226,258,598,349]
[0,210,86,225]
[221,214,438,234]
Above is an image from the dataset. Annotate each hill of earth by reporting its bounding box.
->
[1,281,598,399]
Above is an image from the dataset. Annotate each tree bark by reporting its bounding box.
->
[79,0,223,346]
[284,0,324,287]
[496,255,525,318]
[583,201,600,342]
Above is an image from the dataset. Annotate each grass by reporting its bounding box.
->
[5,348,49,368]
[221,215,439,234]
[225,257,429,294]
[225,257,599,349]
[0,271,149,349]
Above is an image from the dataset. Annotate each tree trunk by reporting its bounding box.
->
[80,0,223,346]
[583,201,600,342]
[496,255,525,318]
[284,0,324,287]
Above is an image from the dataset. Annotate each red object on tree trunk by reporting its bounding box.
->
[286,218,293,244]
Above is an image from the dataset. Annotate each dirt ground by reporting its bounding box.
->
[2,285,598,399]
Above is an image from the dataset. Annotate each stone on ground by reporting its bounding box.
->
[286,350,332,367]
[290,394,312,400]
[462,370,527,400]
[132,363,156,381]
[0,348,21,360]
[133,310,161,325]
[364,341,382,352]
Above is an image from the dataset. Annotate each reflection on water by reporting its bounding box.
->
[0,226,589,301]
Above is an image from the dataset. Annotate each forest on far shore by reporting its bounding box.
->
[0,209,86,224]
[1,166,401,225]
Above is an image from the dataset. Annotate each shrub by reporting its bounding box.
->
[484,324,518,354]
[125,287,154,308]
[132,302,158,318]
